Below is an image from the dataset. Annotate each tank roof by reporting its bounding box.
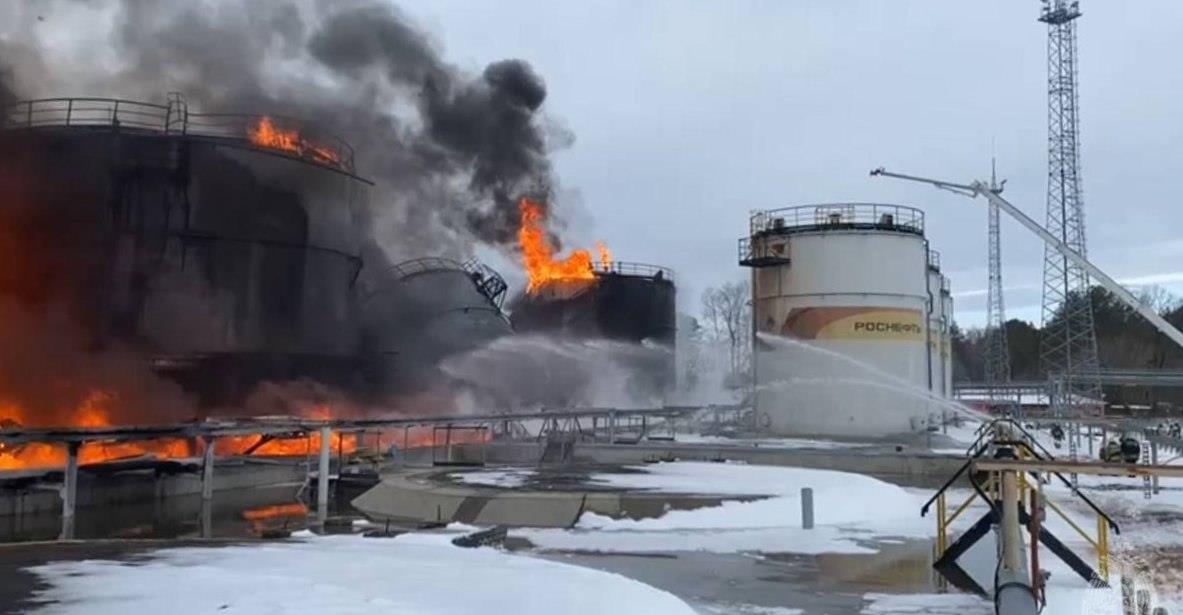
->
[748,203,924,238]
[593,261,674,284]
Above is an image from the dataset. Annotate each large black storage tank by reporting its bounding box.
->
[0,96,369,404]
[510,262,676,400]
[360,257,513,393]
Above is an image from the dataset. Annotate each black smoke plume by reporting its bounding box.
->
[0,0,568,258]
[0,1,575,424]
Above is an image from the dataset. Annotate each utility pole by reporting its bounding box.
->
[984,160,1014,414]
[1037,0,1102,434]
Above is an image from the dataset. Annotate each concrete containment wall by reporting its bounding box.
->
[0,459,304,518]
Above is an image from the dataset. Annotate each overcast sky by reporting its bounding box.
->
[397,0,1183,327]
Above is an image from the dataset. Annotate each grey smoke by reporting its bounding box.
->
[0,1,573,422]
[0,0,568,260]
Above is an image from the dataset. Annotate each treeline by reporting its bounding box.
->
[952,286,1183,383]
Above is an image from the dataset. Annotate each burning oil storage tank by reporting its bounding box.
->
[740,204,944,438]
[510,262,677,401]
[0,96,369,404]
[360,258,513,393]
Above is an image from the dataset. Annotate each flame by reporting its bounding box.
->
[0,391,193,470]
[0,394,489,472]
[596,241,612,271]
[241,502,308,522]
[517,198,611,293]
[247,117,342,168]
[217,430,358,457]
[0,396,356,470]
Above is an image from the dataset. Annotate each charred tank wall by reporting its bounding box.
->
[0,127,369,402]
[510,270,677,397]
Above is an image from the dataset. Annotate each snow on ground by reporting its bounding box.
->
[674,433,866,450]
[860,592,991,614]
[24,533,695,615]
[699,603,804,615]
[517,461,929,555]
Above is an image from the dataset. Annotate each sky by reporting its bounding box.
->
[394,0,1183,328]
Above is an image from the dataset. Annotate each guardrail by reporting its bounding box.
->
[386,257,467,280]
[1,97,355,173]
[749,203,924,236]
[594,261,673,282]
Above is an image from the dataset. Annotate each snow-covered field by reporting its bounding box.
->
[517,461,929,555]
[24,532,695,615]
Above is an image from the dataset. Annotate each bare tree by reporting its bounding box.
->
[701,280,751,382]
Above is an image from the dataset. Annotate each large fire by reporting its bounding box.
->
[517,198,612,293]
[0,391,193,471]
[0,395,359,470]
[247,117,342,168]
[0,391,491,472]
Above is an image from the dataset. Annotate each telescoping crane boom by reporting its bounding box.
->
[869,167,1183,353]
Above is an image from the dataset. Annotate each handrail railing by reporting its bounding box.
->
[749,203,925,236]
[1,97,355,173]
[593,261,673,282]
[386,257,466,280]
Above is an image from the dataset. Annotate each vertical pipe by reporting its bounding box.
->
[317,426,330,525]
[608,411,616,444]
[1151,440,1160,494]
[1029,484,1043,599]
[60,441,80,541]
[200,436,215,539]
[996,468,1038,614]
[1088,425,1094,457]
[936,492,947,554]
[800,487,814,529]
[1097,515,1110,584]
[1000,470,1024,572]
[201,436,216,502]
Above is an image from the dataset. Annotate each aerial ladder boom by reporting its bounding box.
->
[870,167,1183,352]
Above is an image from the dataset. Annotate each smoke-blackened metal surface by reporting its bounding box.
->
[510,269,677,397]
[0,125,368,402]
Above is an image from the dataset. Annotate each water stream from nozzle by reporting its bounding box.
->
[755,332,989,424]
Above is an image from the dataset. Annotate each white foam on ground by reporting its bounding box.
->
[699,603,804,614]
[673,433,865,450]
[860,592,991,614]
[24,533,695,615]
[517,461,929,554]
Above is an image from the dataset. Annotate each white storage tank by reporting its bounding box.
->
[740,203,938,438]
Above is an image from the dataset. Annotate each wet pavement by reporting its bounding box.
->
[539,538,938,614]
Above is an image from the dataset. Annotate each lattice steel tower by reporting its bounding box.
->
[984,163,1012,405]
[1037,0,1102,416]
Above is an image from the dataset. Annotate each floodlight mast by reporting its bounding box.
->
[870,167,1183,352]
